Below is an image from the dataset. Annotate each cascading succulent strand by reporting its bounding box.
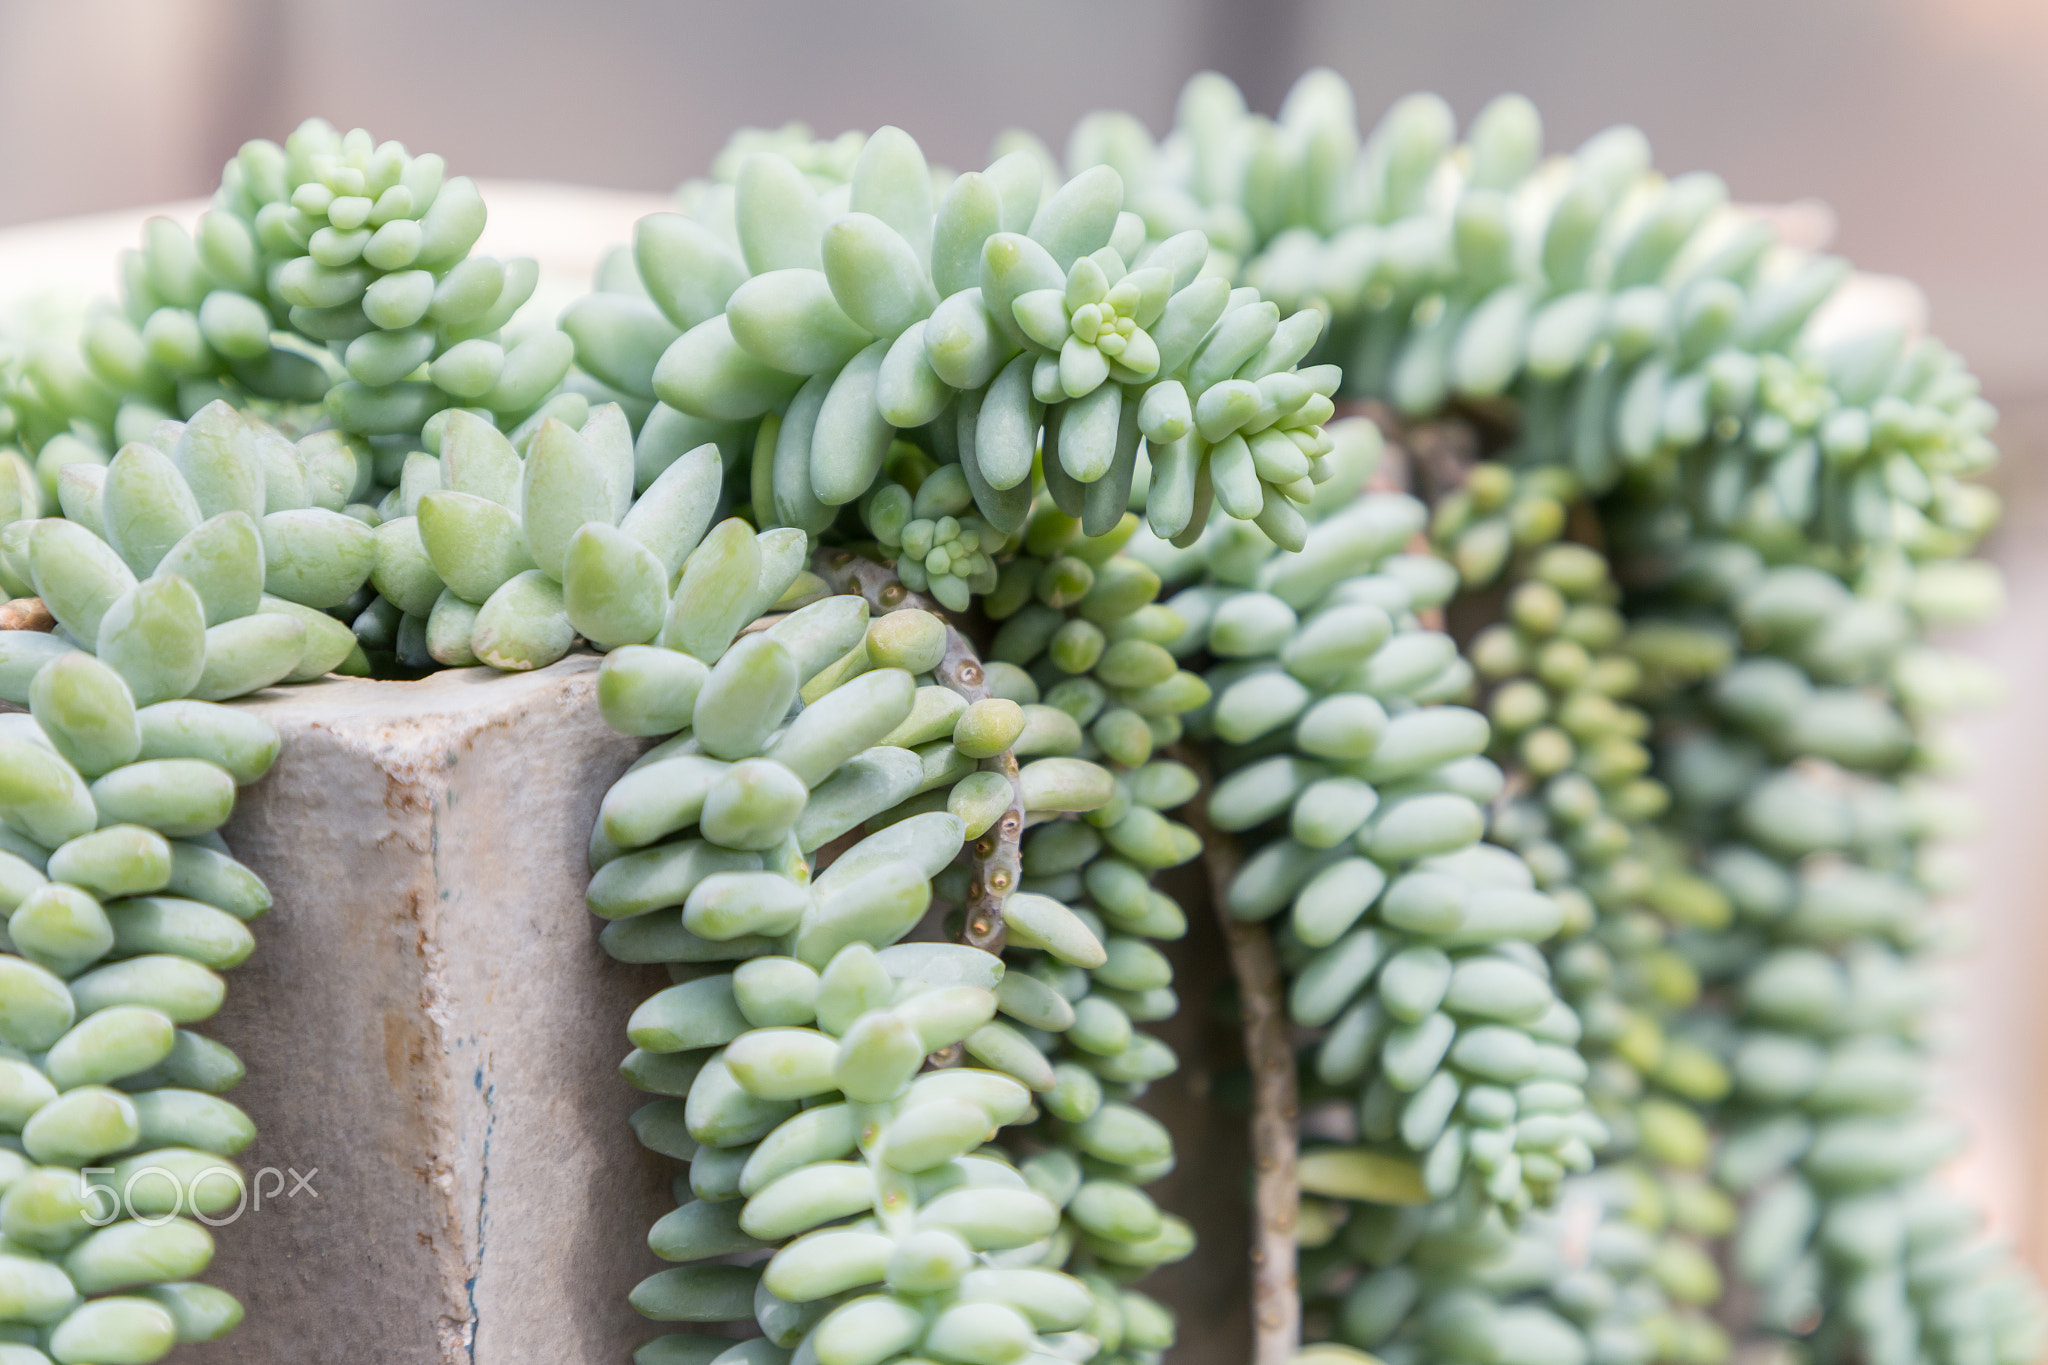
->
[0,395,347,1365]
[592,576,1049,1362]
[0,653,278,1364]
[830,505,1215,1359]
[584,520,1190,1364]
[1182,448,1603,1210]
[1628,534,2037,1365]
[791,542,1200,1364]
[963,501,1228,1355]
[1433,460,1740,1365]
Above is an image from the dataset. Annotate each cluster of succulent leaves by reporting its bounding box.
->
[70,118,574,449]
[565,121,1344,568]
[1047,65,2037,1365]
[584,519,1209,1364]
[0,75,2036,1365]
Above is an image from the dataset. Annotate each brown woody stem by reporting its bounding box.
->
[0,597,55,633]
[810,548,1022,954]
[1175,743,1300,1365]
[1339,400,1469,633]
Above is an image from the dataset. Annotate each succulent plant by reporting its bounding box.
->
[0,77,2034,1365]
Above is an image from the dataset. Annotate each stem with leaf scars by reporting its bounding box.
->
[1174,743,1301,1365]
[811,547,1022,957]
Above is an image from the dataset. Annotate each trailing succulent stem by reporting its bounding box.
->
[0,648,277,1362]
[809,547,1025,956]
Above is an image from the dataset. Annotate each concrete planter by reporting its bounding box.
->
[187,657,667,1363]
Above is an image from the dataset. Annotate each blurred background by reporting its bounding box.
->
[4,0,2042,1311]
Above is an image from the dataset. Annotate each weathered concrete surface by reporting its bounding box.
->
[180,654,671,1364]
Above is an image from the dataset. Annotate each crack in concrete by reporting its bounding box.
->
[466,1068,495,1365]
